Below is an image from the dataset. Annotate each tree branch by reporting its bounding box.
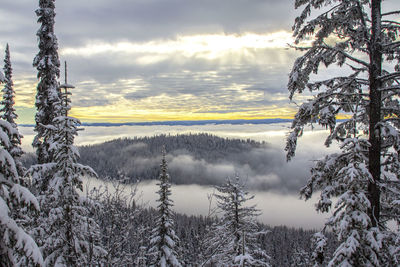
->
[379,85,400,92]
[382,10,400,16]
[378,72,400,82]
[322,45,370,67]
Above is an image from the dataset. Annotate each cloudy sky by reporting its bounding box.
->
[1,0,398,123]
[0,0,306,123]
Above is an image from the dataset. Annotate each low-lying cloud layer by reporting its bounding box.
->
[121,142,317,194]
[20,123,338,194]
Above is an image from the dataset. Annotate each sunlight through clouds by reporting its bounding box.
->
[61,31,294,61]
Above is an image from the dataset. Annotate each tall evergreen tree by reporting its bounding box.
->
[28,74,104,266]
[0,120,43,266]
[1,44,24,177]
[33,0,61,165]
[202,175,269,266]
[0,46,43,266]
[148,147,182,267]
[286,0,400,265]
[1,44,18,126]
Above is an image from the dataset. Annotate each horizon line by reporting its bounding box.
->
[20,118,293,127]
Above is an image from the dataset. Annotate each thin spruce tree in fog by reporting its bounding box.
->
[148,147,182,267]
[286,0,400,265]
[0,61,43,266]
[32,0,61,165]
[202,175,270,267]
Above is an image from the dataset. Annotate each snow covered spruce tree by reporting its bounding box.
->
[28,78,104,266]
[33,0,61,165]
[0,70,43,266]
[0,121,44,266]
[286,0,400,265]
[1,44,24,178]
[148,147,182,267]
[202,175,269,266]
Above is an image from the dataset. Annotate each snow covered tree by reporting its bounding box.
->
[28,77,104,266]
[148,147,182,267]
[89,175,140,266]
[286,0,400,265]
[1,44,18,126]
[202,175,269,266]
[1,44,24,178]
[290,246,311,267]
[33,0,61,165]
[0,119,43,266]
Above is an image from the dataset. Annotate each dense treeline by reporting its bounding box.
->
[89,179,336,267]
[77,133,268,184]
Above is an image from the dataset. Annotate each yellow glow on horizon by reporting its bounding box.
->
[69,104,297,123]
[12,30,312,124]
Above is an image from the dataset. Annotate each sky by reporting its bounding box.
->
[1,1,398,124]
[0,0,307,123]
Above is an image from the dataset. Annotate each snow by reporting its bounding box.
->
[10,184,40,211]
[0,197,44,266]
[234,253,254,265]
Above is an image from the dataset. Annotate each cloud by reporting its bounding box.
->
[20,122,340,194]
[61,32,294,58]
[0,0,304,123]
[3,0,399,123]
[92,136,331,193]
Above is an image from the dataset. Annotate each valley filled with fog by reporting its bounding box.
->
[21,122,337,228]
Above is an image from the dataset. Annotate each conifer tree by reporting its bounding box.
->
[148,147,182,267]
[0,46,43,266]
[202,175,269,266]
[90,175,139,266]
[1,44,18,126]
[0,121,43,266]
[33,0,61,165]
[1,44,24,177]
[286,0,400,265]
[28,71,104,266]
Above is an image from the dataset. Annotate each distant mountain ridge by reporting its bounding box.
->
[19,118,292,127]
[21,133,308,192]
[77,133,271,185]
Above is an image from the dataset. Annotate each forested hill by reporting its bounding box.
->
[78,133,271,185]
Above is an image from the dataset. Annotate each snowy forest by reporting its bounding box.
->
[1,0,400,266]
[22,134,268,185]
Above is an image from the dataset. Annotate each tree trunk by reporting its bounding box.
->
[368,0,382,228]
